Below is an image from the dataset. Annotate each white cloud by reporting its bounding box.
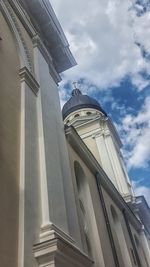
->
[119,96,150,169]
[50,0,150,197]
[131,74,149,91]
[50,0,150,172]
[50,0,150,91]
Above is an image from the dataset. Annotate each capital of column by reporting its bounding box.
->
[33,35,61,83]
[19,66,39,95]
[39,223,74,244]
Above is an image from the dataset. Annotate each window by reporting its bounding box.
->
[86,111,92,116]
[74,113,80,118]
[74,161,107,266]
[110,205,132,267]
[74,161,92,257]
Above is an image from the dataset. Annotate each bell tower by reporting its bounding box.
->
[62,86,133,201]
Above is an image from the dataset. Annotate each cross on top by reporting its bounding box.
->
[72,81,78,89]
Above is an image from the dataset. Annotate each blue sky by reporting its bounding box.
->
[50,0,150,205]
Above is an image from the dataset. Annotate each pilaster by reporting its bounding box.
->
[33,38,76,243]
[33,35,61,84]
[18,66,40,267]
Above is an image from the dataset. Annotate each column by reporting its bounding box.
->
[19,67,40,267]
[33,36,70,240]
[33,36,92,267]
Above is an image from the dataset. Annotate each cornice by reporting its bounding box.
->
[65,126,142,232]
[19,67,39,95]
[17,0,76,73]
[39,223,74,244]
[8,0,36,37]
[33,35,61,84]
[34,228,93,267]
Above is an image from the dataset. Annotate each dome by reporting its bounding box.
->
[62,88,107,120]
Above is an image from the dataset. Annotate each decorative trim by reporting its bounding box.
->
[79,129,102,140]
[33,35,61,84]
[39,223,74,244]
[0,0,33,72]
[8,0,36,37]
[34,229,93,267]
[19,67,39,95]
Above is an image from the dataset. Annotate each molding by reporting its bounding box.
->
[65,126,142,232]
[66,113,110,138]
[124,195,134,203]
[16,0,76,73]
[0,0,33,71]
[33,35,61,84]
[8,0,36,37]
[34,230,93,267]
[77,128,102,140]
[19,67,39,95]
[39,223,74,244]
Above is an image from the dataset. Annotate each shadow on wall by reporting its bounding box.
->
[110,205,133,267]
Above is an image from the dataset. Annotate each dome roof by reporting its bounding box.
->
[62,88,107,120]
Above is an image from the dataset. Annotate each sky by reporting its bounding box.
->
[50,0,150,205]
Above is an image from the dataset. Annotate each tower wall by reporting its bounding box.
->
[65,108,133,200]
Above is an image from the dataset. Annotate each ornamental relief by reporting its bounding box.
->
[0,0,33,72]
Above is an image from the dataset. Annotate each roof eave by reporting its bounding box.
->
[18,0,76,73]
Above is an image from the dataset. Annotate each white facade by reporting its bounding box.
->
[0,1,150,267]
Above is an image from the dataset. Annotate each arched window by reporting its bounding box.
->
[74,161,92,257]
[74,161,109,267]
[110,205,132,267]
[74,113,80,118]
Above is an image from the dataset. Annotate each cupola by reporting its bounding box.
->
[62,85,107,120]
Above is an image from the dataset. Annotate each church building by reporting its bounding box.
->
[0,1,150,267]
